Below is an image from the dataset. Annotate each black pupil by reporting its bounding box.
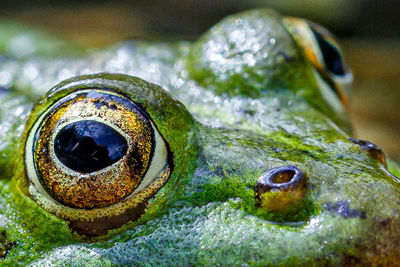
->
[54,120,128,173]
[310,27,345,76]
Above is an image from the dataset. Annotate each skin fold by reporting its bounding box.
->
[0,8,399,266]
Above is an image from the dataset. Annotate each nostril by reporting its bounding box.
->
[255,165,307,216]
[349,138,400,183]
[256,165,305,192]
[271,170,295,184]
[349,138,386,165]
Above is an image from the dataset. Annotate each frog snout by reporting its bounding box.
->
[255,165,308,218]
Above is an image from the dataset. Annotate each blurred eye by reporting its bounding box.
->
[284,18,353,85]
[284,18,353,113]
[24,89,172,236]
[307,22,349,78]
[311,27,344,76]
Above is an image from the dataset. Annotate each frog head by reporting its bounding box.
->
[0,9,400,265]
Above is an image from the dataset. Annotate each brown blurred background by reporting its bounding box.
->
[0,0,399,162]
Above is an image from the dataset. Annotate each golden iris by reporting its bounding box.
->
[32,90,153,209]
[25,89,171,229]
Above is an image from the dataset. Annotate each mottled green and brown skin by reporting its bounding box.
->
[0,9,399,266]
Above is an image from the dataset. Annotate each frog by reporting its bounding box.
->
[0,8,399,266]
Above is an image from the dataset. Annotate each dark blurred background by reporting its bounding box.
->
[0,0,399,162]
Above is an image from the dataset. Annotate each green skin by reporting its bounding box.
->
[0,9,399,266]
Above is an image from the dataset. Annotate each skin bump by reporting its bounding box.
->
[349,138,386,165]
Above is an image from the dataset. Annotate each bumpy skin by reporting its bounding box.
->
[0,9,400,266]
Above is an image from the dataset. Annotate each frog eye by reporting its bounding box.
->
[308,23,348,77]
[284,17,353,113]
[24,88,172,236]
[285,18,353,84]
